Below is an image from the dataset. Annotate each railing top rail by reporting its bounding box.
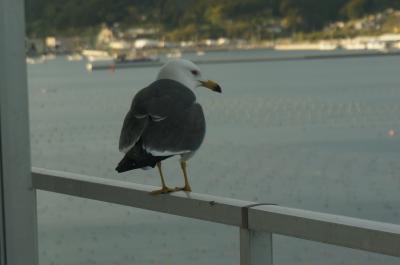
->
[250,205,400,257]
[32,167,400,258]
[32,167,251,227]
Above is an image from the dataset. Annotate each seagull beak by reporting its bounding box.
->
[199,80,222,93]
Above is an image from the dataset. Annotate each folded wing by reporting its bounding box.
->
[118,79,197,154]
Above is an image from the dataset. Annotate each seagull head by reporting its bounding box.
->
[157,59,222,93]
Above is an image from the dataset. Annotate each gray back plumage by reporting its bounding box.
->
[119,79,205,156]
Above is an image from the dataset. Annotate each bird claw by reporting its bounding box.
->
[150,186,175,195]
[175,186,192,192]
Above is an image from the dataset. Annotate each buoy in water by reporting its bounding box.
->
[388,129,396,137]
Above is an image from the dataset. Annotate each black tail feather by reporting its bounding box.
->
[116,138,174,173]
[115,153,172,173]
[115,156,140,173]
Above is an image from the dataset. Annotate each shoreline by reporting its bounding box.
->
[86,50,400,71]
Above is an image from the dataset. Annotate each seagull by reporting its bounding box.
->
[116,59,222,195]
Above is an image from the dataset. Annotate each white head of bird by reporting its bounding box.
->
[157,59,222,93]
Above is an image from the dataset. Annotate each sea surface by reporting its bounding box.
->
[28,49,400,265]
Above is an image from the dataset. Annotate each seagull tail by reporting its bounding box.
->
[115,155,144,173]
[115,154,173,173]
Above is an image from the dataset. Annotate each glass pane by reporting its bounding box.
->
[29,51,400,264]
[274,235,400,265]
[37,192,238,265]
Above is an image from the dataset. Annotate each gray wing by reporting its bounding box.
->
[118,109,149,153]
[142,103,205,155]
[118,79,196,153]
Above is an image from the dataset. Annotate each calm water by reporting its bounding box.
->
[28,50,400,265]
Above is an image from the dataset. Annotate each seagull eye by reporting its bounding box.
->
[191,70,199,76]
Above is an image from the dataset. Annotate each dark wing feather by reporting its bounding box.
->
[142,103,205,154]
[118,110,148,152]
[118,79,196,153]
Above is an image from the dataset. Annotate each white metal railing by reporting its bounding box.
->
[32,167,400,265]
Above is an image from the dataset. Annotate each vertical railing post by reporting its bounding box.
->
[0,0,39,264]
[240,228,273,265]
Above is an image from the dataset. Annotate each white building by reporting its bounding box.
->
[379,33,400,42]
[109,40,130,50]
[134,38,160,49]
[97,26,114,47]
[45,36,62,50]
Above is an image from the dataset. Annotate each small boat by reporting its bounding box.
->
[87,55,114,62]
[115,56,160,64]
[86,56,161,71]
[66,54,83,61]
[366,41,386,51]
[26,57,45,64]
[342,42,366,50]
[42,53,56,60]
[196,50,205,56]
[81,49,115,63]
[166,49,182,58]
[319,42,338,51]
[82,49,110,58]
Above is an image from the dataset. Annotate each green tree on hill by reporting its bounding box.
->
[25,0,400,39]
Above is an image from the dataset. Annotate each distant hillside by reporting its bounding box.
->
[26,0,400,40]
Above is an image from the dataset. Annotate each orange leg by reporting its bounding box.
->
[175,161,192,192]
[150,162,175,195]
